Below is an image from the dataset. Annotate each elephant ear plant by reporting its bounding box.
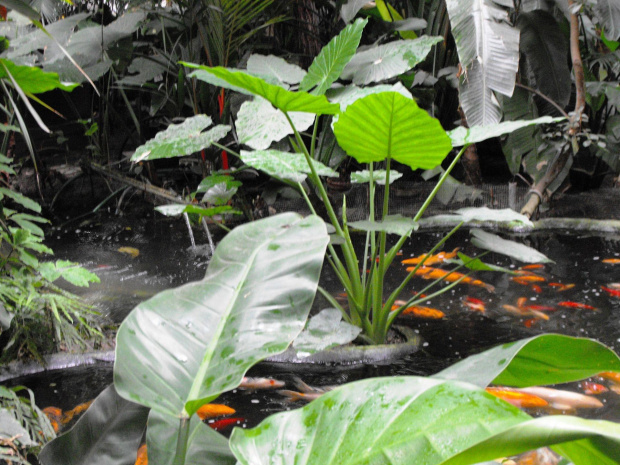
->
[181,18,563,344]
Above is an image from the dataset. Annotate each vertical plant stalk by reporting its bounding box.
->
[172,415,191,465]
[568,0,586,135]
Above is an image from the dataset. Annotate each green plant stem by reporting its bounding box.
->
[172,415,191,465]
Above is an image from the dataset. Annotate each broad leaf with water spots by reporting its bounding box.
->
[184,64,340,115]
[434,334,620,388]
[240,149,338,183]
[470,229,553,263]
[333,92,452,169]
[114,213,328,418]
[131,115,230,162]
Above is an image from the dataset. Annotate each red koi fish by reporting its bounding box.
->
[401,248,460,266]
[548,282,575,292]
[519,264,545,270]
[580,381,608,395]
[530,284,542,293]
[407,266,495,292]
[485,387,548,408]
[207,417,246,431]
[558,301,597,310]
[524,304,556,312]
[601,286,620,297]
[239,377,285,390]
[462,296,486,313]
[602,258,620,264]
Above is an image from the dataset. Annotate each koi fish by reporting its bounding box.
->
[407,266,495,292]
[517,386,603,409]
[580,381,608,395]
[117,246,140,258]
[598,371,620,383]
[42,407,62,433]
[61,400,93,424]
[558,301,597,310]
[548,283,575,292]
[606,283,620,290]
[277,390,323,402]
[485,387,548,408]
[401,306,445,319]
[239,377,285,390]
[601,286,620,297]
[207,417,246,431]
[401,248,460,266]
[502,305,550,320]
[511,275,546,284]
[524,304,556,312]
[135,444,147,465]
[196,404,236,421]
[520,264,545,270]
[462,296,485,313]
[530,284,542,293]
[514,448,561,465]
[602,258,620,264]
[292,377,337,394]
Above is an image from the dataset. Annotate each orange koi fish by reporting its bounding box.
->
[511,275,546,284]
[207,417,246,431]
[485,387,548,408]
[196,404,236,421]
[548,283,575,292]
[598,371,620,384]
[135,444,147,465]
[580,381,608,395]
[407,266,495,292]
[531,284,542,293]
[462,296,486,313]
[401,248,460,266]
[61,400,93,424]
[601,286,620,297]
[401,306,445,319]
[42,407,62,433]
[519,264,545,270]
[602,258,620,264]
[239,377,285,390]
[558,301,597,310]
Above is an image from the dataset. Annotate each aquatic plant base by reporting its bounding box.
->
[263,326,421,366]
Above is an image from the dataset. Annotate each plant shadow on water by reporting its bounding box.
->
[7,223,620,434]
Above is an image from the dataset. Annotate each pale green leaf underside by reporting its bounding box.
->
[240,149,338,183]
[184,64,340,115]
[114,213,329,417]
[131,115,230,162]
[299,18,367,94]
[350,169,403,185]
[349,214,417,236]
[333,91,452,169]
[247,54,306,86]
[292,308,361,356]
[434,207,534,226]
[341,35,443,85]
[470,229,553,263]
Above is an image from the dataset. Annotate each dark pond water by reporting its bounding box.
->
[6,212,620,435]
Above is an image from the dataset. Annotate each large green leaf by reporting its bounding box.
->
[0,59,77,94]
[38,385,150,465]
[333,92,452,169]
[434,334,620,388]
[458,60,502,126]
[146,410,236,465]
[340,36,443,85]
[470,229,553,263]
[299,18,367,95]
[230,376,532,465]
[448,116,564,147]
[236,97,315,150]
[130,115,230,162]
[240,149,338,183]
[517,10,571,109]
[114,213,329,418]
[184,64,340,115]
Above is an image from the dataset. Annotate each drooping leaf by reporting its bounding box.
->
[246,54,306,87]
[448,116,564,147]
[0,187,41,212]
[184,64,340,115]
[435,334,620,388]
[230,376,532,465]
[340,0,370,23]
[292,308,362,357]
[458,60,502,126]
[517,10,571,109]
[348,214,418,236]
[340,35,443,85]
[437,206,534,226]
[350,169,403,185]
[154,204,237,218]
[299,18,367,95]
[595,0,620,41]
[240,149,338,183]
[130,115,230,162]
[196,175,242,193]
[333,92,452,169]
[0,59,79,93]
[470,229,553,263]
[114,213,329,418]
[38,385,150,465]
[145,410,236,465]
[236,97,315,150]
[202,183,238,206]
[115,57,167,86]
